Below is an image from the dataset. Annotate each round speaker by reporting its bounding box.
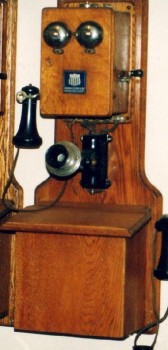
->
[45,141,81,178]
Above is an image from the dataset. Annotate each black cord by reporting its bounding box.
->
[134,306,168,348]
[134,228,168,348]
[2,148,67,213]
[1,148,20,210]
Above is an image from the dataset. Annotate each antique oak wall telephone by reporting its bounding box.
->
[0,0,163,347]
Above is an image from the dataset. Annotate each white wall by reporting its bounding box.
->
[1,0,168,349]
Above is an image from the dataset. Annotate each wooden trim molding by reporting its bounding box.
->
[0,0,22,326]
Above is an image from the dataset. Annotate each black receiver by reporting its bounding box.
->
[13,84,42,149]
[154,215,168,280]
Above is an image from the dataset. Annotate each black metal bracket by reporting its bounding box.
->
[119,69,143,82]
[0,72,7,80]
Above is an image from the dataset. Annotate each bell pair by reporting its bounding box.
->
[43,20,103,53]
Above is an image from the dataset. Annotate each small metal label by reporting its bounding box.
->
[63,71,86,94]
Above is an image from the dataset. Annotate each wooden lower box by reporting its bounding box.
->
[1,203,153,338]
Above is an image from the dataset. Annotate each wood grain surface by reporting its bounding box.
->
[0,0,22,327]
[14,225,147,337]
[0,0,163,338]
[40,7,114,117]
